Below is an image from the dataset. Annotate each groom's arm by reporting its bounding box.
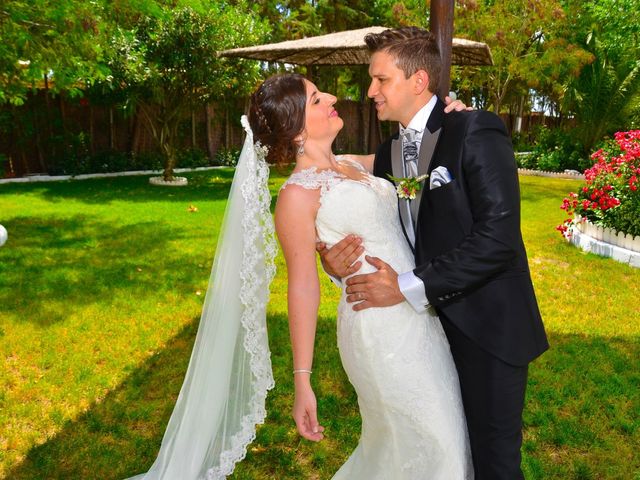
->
[397,271,430,312]
[414,111,522,307]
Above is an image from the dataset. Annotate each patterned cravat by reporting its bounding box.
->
[403,129,420,178]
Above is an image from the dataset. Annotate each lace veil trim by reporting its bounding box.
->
[127,116,276,480]
[206,116,277,479]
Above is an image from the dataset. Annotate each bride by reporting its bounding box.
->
[126,74,472,479]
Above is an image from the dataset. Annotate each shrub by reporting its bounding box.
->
[214,147,240,167]
[558,130,640,238]
[529,126,590,172]
[47,138,164,176]
[176,149,210,169]
[511,132,535,153]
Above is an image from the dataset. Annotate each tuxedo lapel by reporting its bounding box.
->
[412,98,446,225]
[412,127,441,223]
[391,136,415,247]
[391,136,403,179]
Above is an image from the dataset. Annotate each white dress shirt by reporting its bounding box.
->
[397,95,438,313]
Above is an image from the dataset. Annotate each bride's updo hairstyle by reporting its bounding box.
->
[248,73,307,166]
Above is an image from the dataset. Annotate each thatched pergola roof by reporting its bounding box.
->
[219,26,493,67]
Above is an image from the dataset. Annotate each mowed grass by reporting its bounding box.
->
[0,172,638,479]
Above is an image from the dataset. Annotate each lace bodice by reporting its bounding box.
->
[281,159,414,278]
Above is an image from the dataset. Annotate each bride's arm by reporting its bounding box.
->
[275,185,325,442]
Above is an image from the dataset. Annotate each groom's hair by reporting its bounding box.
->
[248,73,307,166]
[365,27,442,94]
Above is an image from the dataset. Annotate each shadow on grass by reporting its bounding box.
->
[6,315,200,480]
[5,311,355,480]
[0,214,208,325]
[6,327,639,480]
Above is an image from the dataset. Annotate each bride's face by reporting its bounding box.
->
[301,79,343,143]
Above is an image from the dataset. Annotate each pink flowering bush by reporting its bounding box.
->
[558,130,640,238]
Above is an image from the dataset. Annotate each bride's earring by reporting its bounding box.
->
[297,141,305,156]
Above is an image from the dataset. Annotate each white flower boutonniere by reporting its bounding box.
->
[387,174,429,200]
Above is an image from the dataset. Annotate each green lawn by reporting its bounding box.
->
[0,172,638,479]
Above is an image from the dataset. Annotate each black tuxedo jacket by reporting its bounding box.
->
[373,98,548,366]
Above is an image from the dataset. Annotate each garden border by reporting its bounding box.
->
[518,168,585,180]
[569,219,640,268]
[0,166,226,185]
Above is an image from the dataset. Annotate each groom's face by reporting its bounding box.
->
[368,50,419,127]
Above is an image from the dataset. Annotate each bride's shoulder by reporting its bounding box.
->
[275,180,320,232]
[280,166,344,195]
[276,177,321,211]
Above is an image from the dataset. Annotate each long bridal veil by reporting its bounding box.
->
[128,116,277,480]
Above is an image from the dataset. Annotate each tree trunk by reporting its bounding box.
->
[161,123,178,180]
[130,112,143,155]
[430,0,454,99]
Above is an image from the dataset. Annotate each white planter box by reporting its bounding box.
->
[570,218,640,268]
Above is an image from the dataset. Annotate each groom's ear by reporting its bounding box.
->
[413,70,430,95]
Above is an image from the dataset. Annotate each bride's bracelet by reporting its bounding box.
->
[293,369,313,375]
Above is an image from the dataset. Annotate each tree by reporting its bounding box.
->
[250,0,321,41]
[105,2,268,180]
[560,0,640,152]
[562,34,640,153]
[0,1,110,105]
[452,0,591,113]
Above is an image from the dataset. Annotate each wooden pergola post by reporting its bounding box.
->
[430,0,454,99]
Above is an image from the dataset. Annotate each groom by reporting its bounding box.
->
[321,27,548,479]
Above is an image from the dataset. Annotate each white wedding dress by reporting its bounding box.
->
[282,159,473,480]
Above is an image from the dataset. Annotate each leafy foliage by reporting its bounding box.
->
[0,1,111,105]
[453,0,592,113]
[561,31,640,154]
[103,2,268,179]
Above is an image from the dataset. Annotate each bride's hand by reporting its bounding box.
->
[293,382,325,442]
[317,234,364,279]
[444,96,473,112]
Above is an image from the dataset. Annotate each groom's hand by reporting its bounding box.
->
[317,234,364,279]
[345,256,404,311]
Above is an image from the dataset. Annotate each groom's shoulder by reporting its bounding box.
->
[444,109,507,134]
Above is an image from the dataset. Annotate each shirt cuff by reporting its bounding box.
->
[329,274,342,288]
[398,271,429,313]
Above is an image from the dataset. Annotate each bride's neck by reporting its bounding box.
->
[295,142,338,171]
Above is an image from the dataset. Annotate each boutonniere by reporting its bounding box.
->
[387,174,429,200]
